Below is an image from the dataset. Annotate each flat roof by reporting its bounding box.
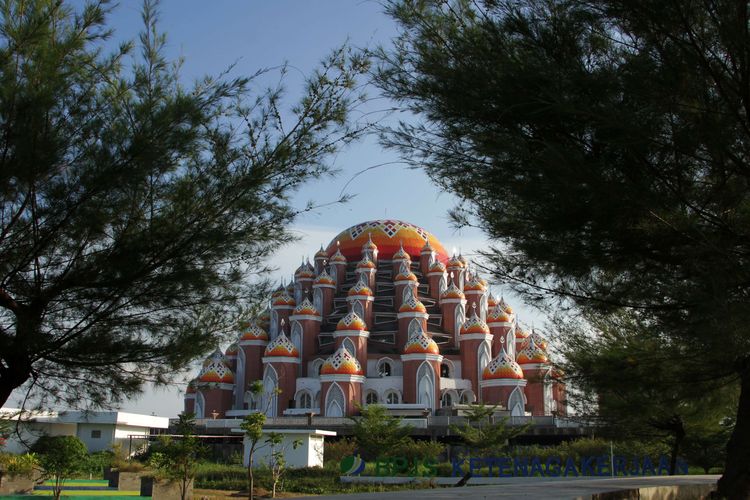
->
[0,408,169,428]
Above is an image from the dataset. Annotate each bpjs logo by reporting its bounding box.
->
[340,455,365,475]
[340,455,437,476]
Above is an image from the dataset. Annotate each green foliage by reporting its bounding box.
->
[0,452,38,476]
[323,438,357,465]
[31,436,88,500]
[350,405,412,460]
[148,413,202,500]
[392,440,445,463]
[0,0,367,409]
[450,404,529,454]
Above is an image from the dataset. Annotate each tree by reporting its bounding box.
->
[264,431,301,499]
[0,0,367,409]
[449,403,528,455]
[374,1,750,496]
[350,404,412,460]
[148,413,203,500]
[31,435,88,500]
[239,379,281,500]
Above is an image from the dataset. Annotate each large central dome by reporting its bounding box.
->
[326,220,448,261]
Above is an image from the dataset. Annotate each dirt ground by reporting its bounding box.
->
[194,487,311,499]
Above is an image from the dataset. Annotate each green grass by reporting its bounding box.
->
[31,491,141,496]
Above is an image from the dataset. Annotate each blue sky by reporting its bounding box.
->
[9,1,547,416]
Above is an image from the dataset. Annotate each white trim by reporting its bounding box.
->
[262,356,300,364]
[239,339,268,347]
[440,298,466,305]
[272,305,295,311]
[290,314,322,322]
[394,279,418,286]
[464,290,484,296]
[184,394,196,400]
[487,321,513,328]
[312,283,336,290]
[321,374,365,383]
[347,295,375,302]
[397,311,429,319]
[519,363,551,371]
[480,378,528,388]
[296,277,313,283]
[196,382,234,391]
[401,353,443,363]
[333,329,369,338]
[459,333,493,342]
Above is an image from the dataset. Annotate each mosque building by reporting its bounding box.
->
[184,220,566,420]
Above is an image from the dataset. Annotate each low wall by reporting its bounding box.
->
[591,483,716,500]
[0,473,35,495]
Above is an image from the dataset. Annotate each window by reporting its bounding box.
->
[385,391,400,404]
[417,362,434,410]
[313,288,323,313]
[460,390,474,404]
[378,360,392,377]
[353,301,364,320]
[442,392,453,407]
[343,338,356,357]
[365,391,378,405]
[408,318,422,338]
[298,391,313,409]
[440,363,451,378]
[90,430,101,439]
[325,383,345,417]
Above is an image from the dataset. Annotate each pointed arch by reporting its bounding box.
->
[439,273,447,296]
[402,284,415,303]
[325,382,345,417]
[270,310,279,339]
[507,332,515,357]
[477,342,491,401]
[342,337,356,357]
[352,300,364,320]
[330,266,338,284]
[294,282,303,304]
[408,318,422,338]
[480,293,488,321]
[454,303,465,342]
[234,348,246,408]
[262,364,278,417]
[313,287,323,313]
[295,389,313,409]
[417,361,435,411]
[509,386,525,416]
[194,392,205,419]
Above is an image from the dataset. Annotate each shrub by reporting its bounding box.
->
[324,438,357,465]
[393,440,445,462]
[0,452,38,476]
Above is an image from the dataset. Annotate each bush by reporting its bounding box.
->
[393,440,445,462]
[0,452,38,476]
[324,438,357,465]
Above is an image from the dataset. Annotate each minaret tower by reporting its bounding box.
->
[333,311,369,370]
[320,345,365,417]
[392,243,410,277]
[480,347,527,415]
[427,260,447,300]
[312,269,336,317]
[193,349,235,418]
[419,240,434,276]
[397,292,429,349]
[401,324,442,412]
[440,278,466,348]
[487,301,515,357]
[261,332,300,416]
[314,246,328,274]
[517,337,551,416]
[347,276,374,327]
[394,260,418,309]
[459,305,493,400]
[237,321,269,406]
[289,297,321,376]
[330,243,348,292]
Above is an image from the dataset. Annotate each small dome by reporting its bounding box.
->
[271,284,286,298]
[240,321,269,341]
[429,260,446,273]
[459,254,469,266]
[315,245,328,259]
[362,234,378,251]
[295,264,315,279]
[185,379,197,394]
[517,338,549,364]
[487,304,512,323]
[321,345,363,376]
[464,275,486,292]
[356,257,376,270]
[440,282,465,300]
[272,290,296,307]
[421,240,433,254]
[198,350,234,384]
[393,242,410,261]
[483,348,524,380]
[330,248,347,263]
[264,332,299,358]
[520,331,549,351]
[487,293,498,309]
[403,328,439,355]
[399,295,427,314]
[498,297,513,314]
[460,311,490,335]
[314,269,336,286]
[348,280,373,297]
[395,269,418,281]
[293,298,319,316]
[225,342,239,356]
[257,309,271,330]
[515,327,531,339]
[447,255,465,269]
[337,311,367,331]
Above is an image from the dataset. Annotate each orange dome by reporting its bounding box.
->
[315,245,328,259]
[487,294,499,309]
[421,240,434,254]
[330,248,347,263]
[520,331,549,351]
[515,327,531,339]
[461,312,490,335]
[487,304,512,323]
[362,234,378,251]
[464,276,486,292]
[264,333,299,358]
[272,291,296,307]
[429,261,446,273]
[257,310,271,330]
[314,269,336,286]
[517,338,548,364]
[293,298,319,316]
[337,311,367,331]
[356,257,376,270]
[320,345,363,375]
[393,243,411,261]
[240,321,269,341]
[441,283,465,300]
[447,255,465,269]
[326,220,448,262]
[499,297,513,314]
[198,350,234,384]
[403,329,440,355]
[348,280,373,297]
[399,295,427,314]
[483,349,524,380]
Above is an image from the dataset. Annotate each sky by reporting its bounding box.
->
[9,1,547,417]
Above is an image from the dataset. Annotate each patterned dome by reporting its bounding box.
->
[326,220,448,261]
[520,331,549,352]
[429,260,446,273]
[464,275,486,292]
[336,311,367,331]
[258,310,271,330]
[272,290,296,307]
[515,327,531,339]
[499,297,513,314]
[314,269,336,286]
[315,245,328,259]
[362,234,378,251]
[461,311,490,335]
[225,343,239,356]
[517,338,549,364]
[264,332,299,358]
[403,329,440,355]
[393,243,410,261]
[447,255,465,269]
[198,350,234,384]
[440,282,465,300]
[293,298,319,316]
[348,280,373,297]
[356,257,376,270]
[421,240,433,254]
[399,295,427,314]
[395,269,418,282]
[487,304,513,323]
[487,293,498,309]
[330,247,347,263]
[483,348,524,380]
[240,321,269,341]
[321,345,363,375]
[271,284,286,298]
[295,263,315,279]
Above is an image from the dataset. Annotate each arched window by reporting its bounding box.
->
[439,273,447,296]
[291,321,303,361]
[311,359,323,378]
[343,337,356,357]
[378,359,392,377]
[544,377,555,414]
[477,343,491,401]
[294,282,303,304]
[194,392,205,419]
[270,310,278,339]
[440,363,451,378]
[353,300,364,320]
[365,391,378,405]
[454,304,465,340]
[313,288,323,314]
[297,391,313,409]
[507,332,515,357]
[417,362,434,411]
[385,390,401,404]
[234,349,246,408]
[330,266,338,285]
[480,293,488,321]
[441,392,453,408]
[263,365,278,417]
[408,318,422,339]
[325,383,345,417]
[402,284,414,304]
[460,390,474,404]
[509,387,525,416]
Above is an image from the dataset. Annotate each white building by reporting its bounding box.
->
[0,408,169,454]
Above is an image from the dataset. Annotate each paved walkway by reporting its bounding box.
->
[293,475,719,499]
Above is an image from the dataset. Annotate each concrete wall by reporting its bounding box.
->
[243,431,329,468]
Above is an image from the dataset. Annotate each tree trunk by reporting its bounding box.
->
[718,359,750,499]
[247,446,255,500]
[669,423,685,475]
